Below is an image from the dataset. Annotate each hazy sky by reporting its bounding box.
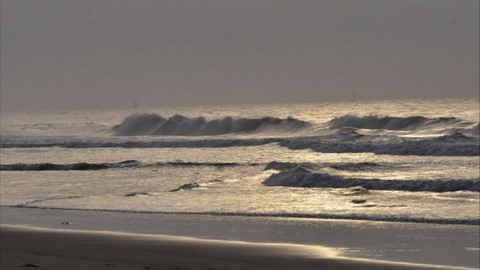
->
[1,0,478,112]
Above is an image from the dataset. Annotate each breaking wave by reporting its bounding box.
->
[112,114,310,136]
[280,132,480,156]
[2,133,477,156]
[2,128,478,156]
[0,135,282,149]
[328,115,469,131]
[263,171,480,192]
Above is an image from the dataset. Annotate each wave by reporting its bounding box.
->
[262,171,480,192]
[0,160,139,171]
[23,196,84,206]
[170,179,224,192]
[328,162,382,171]
[3,205,478,225]
[280,132,480,156]
[0,160,387,172]
[265,161,317,172]
[0,136,282,149]
[265,161,383,172]
[463,123,480,136]
[2,131,478,156]
[328,115,469,131]
[112,114,310,136]
[0,160,254,171]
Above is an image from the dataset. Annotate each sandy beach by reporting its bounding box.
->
[1,207,479,270]
[1,224,475,270]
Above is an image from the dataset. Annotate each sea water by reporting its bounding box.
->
[1,99,479,224]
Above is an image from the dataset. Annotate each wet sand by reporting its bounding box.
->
[2,206,479,269]
[1,225,473,270]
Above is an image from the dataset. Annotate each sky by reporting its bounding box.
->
[1,0,479,112]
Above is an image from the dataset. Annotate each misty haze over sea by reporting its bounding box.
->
[1,0,478,112]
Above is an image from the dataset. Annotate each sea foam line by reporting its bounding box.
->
[3,205,478,226]
[1,130,478,156]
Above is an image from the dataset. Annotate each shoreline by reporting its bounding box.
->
[1,224,475,270]
[3,205,478,226]
[1,207,479,269]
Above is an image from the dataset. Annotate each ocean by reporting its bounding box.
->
[1,98,479,225]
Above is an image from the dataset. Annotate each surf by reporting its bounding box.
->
[112,114,311,136]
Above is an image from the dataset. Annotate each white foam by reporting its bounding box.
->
[262,171,480,192]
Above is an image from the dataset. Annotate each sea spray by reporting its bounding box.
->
[112,114,310,136]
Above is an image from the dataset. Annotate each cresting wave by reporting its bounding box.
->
[328,115,474,131]
[112,114,310,136]
[280,131,480,156]
[2,113,478,156]
[262,171,480,192]
[2,205,478,225]
[0,160,252,171]
[2,133,478,156]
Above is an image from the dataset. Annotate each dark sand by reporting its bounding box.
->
[1,225,474,270]
[2,206,479,268]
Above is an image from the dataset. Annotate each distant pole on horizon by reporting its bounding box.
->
[352,93,357,102]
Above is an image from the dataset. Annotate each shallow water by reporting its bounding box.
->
[1,99,479,224]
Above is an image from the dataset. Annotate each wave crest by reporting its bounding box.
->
[262,171,480,192]
[280,133,480,156]
[328,115,464,131]
[112,114,310,136]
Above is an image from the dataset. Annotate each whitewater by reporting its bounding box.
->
[1,99,479,225]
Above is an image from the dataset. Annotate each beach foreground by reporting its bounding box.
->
[1,225,473,270]
[1,207,479,269]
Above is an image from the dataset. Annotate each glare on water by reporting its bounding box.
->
[0,99,479,224]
